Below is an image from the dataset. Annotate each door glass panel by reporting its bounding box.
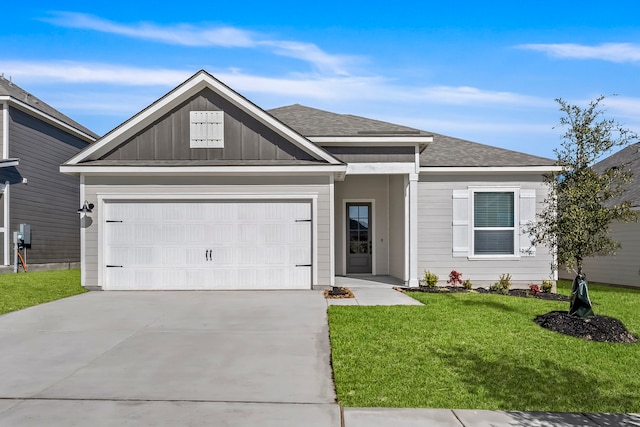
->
[349,206,359,220]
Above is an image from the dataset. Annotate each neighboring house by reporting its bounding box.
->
[61,70,560,290]
[559,143,640,287]
[0,76,97,270]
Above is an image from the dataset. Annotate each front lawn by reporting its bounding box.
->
[0,269,86,315]
[328,281,640,412]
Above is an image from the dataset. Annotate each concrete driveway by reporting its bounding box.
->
[0,291,339,426]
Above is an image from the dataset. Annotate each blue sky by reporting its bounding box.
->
[1,2,639,159]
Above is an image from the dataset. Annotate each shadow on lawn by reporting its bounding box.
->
[439,345,637,414]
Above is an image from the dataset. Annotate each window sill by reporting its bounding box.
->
[468,255,521,261]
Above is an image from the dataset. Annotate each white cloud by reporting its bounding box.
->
[0,60,549,110]
[42,12,256,47]
[41,12,356,75]
[517,43,640,63]
[0,60,192,85]
[414,86,547,107]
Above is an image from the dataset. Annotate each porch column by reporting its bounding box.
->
[405,173,419,287]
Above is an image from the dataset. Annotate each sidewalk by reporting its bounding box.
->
[342,408,640,427]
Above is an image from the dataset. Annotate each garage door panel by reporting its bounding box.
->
[104,200,312,290]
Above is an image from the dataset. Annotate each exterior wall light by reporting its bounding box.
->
[77,201,94,214]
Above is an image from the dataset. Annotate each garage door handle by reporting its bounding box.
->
[295,219,312,222]
[106,265,123,268]
[296,264,312,267]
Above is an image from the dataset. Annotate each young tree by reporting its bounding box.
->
[528,96,638,276]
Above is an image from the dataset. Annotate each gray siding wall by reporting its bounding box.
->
[324,146,414,163]
[388,175,405,280]
[334,175,390,276]
[559,217,640,288]
[102,88,314,162]
[418,173,553,287]
[8,107,87,264]
[82,175,332,288]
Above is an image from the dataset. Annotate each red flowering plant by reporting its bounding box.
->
[447,270,464,287]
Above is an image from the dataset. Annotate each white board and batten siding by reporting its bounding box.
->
[104,200,311,290]
[417,175,553,285]
[82,176,332,290]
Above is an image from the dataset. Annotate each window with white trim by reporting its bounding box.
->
[452,187,537,259]
[190,111,224,148]
[473,191,515,255]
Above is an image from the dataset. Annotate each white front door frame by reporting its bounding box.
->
[342,198,376,276]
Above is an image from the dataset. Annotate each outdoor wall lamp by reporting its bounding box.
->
[77,201,94,214]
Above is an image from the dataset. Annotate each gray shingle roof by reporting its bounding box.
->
[593,142,640,208]
[268,104,429,136]
[268,104,556,167]
[0,76,98,139]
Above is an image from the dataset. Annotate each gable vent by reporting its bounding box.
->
[190,111,224,148]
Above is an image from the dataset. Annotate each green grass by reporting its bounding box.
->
[0,269,86,315]
[328,280,640,412]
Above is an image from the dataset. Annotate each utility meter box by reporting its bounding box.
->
[19,223,31,246]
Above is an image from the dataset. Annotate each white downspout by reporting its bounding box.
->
[3,102,10,266]
[329,174,335,286]
[79,174,86,286]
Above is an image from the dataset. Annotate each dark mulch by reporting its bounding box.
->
[534,311,637,343]
[398,286,571,302]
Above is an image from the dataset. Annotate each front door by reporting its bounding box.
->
[346,203,372,274]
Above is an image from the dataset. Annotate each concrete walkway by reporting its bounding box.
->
[328,275,422,306]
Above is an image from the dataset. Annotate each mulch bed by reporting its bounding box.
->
[324,286,354,299]
[395,286,637,343]
[535,311,637,343]
[395,285,571,302]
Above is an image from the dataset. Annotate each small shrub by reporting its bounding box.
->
[541,280,553,293]
[423,270,439,288]
[447,270,464,287]
[463,279,473,290]
[529,284,541,295]
[492,273,512,295]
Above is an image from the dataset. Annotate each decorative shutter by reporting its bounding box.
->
[519,189,536,256]
[452,190,470,257]
[190,111,224,148]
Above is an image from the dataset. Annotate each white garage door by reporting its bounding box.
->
[103,200,312,290]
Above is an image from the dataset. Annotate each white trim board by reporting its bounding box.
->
[60,165,347,175]
[0,96,96,143]
[421,166,562,174]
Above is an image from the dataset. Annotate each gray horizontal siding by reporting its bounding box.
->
[101,88,316,162]
[8,107,88,264]
[417,173,553,286]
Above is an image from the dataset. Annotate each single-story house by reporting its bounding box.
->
[559,142,640,288]
[61,70,560,290]
[0,76,97,270]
